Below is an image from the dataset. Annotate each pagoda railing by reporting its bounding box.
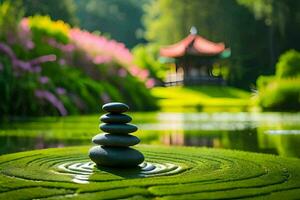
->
[165,76,225,86]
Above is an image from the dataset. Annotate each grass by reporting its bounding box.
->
[0,145,300,199]
[151,86,251,112]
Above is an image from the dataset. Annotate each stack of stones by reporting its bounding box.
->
[89,102,144,168]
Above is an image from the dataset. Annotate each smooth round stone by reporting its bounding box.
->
[100,123,137,134]
[89,146,144,167]
[102,102,129,113]
[92,133,140,146]
[100,113,132,124]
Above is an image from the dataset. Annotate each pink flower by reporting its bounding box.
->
[56,87,66,95]
[18,18,35,50]
[0,42,55,74]
[39,76,49,84]
[118,68,127,77]
[59,59,66,65]
[33,66,41,73]
[93,55,112,65]
[35,89,68,116]
[101,92,111,103]
[47,38,75,53]
[30,55,56,65]
[69,29,133,66]
[138,69,149,81]
[61,44,75,52]
[129,65,140,76]
[146,78,155,88]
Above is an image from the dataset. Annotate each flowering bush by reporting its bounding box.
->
[132,44,168,84]
[0,2,156,117]
[28,16,70,44]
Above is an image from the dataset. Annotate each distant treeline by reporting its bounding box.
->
[4,0,300,89]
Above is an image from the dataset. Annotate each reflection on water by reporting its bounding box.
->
[0,112,300,158]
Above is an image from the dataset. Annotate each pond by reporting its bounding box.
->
[1,112,300,158]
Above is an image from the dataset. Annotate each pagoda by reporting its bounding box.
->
[160,27,230,86]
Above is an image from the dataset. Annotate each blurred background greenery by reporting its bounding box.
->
[0,0,299,117]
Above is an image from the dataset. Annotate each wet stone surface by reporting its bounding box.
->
[99,123,138,134]
[92,133,140,147]
[89,102,144,168]
[102,102,129,113]
[89,146,144,167]
[100,113,132,124]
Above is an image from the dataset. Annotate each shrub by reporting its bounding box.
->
[132,44,168,83]
[276,50,300,78]
[256,75,275,90]
[0,0,23,40]
[0,2,157,117]
[28,15,70,44]
[256,50,300,111]
[258,78,300,111]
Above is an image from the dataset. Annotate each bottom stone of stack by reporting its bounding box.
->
[89,146,144,167]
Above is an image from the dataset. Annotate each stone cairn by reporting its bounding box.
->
[89,102,144,168]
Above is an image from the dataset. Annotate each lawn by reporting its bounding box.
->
[0,145,300,199]
[151,86,252,112]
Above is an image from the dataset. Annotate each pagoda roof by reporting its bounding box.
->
[160,34,226,58]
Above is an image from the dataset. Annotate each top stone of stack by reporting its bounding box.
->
[102,102,129,113]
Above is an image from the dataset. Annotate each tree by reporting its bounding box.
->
[143,0,270,89]
[22,0,79,26]
[74,0,149,48]
[237,0,300,68]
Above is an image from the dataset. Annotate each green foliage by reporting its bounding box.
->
[276,50,300,78]
[0,2,157,117]
[0,56,39,115]
[256,75,275,89]
[237,0,290,33]
[256,50,300,111]
[2,0,148,47]
[237,0,300,67]
[143,0,272,89]
[22,0,79,26]
[237,0,274,24]
[143,0,300,89]
[143,0,183,45]
[75,0,149,48]
[0,0,23,39]
[28,15,70,44]
[132,44,167,81]
[0,146,300,199]
[257,78,300,111]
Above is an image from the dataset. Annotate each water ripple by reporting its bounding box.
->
[56,161,183,184]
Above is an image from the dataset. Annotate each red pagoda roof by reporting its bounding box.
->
[160,34,226,58]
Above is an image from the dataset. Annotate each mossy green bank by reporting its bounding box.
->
[151,86,251,112]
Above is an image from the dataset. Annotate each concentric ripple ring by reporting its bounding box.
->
[1,146,300,199]
[55,161,184,184]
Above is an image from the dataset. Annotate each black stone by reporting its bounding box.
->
[100,113,132,124]
[89,146,144,167]
[102,102,129,113]
[100,123,138,134]
[92,133,140,146]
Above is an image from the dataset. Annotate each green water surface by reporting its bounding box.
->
[1,112,300,158]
